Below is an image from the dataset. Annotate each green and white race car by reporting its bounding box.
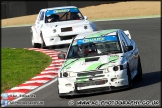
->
[57,29,142,98]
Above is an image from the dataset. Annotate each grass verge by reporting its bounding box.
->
[1,48,52,93]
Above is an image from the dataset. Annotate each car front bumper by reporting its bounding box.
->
[58,85,129,97]
[58,69,129,96]
[43,29,94,46]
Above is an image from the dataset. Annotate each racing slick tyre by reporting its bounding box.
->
[127,64,132,89]
[33,43,41,48]
[57,80,68,99]
[136,56,143,80]
[40,32,46,49]
[58,93,67,99]
[31,31,41,48]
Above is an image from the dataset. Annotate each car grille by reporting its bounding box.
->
[76,86,110,93]
[77,71,103,77]
[60,35,76,41]
[75,78,108,87]
[61,27,72,32]
[76,75,105,80]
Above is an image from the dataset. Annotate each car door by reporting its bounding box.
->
[122,31,138,75]
[119,30,134,78]
[121,30,137,78]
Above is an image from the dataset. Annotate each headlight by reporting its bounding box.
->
[63,71,76,77]
[106,65,123,72]
[69,72,76,77]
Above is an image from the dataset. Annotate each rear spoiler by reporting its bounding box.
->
[124,30,131,39]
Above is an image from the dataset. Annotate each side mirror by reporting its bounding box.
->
[58,53,65,59]
[126,45,133,51]
[84,16,88,20]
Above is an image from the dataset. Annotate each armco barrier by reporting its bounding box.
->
[70,1,93,8]
[7,1,27,18]
[92,1,117,5]
[47,1,68,8]
[26,1,48,15]
[1,3,7,19]
[1,1,123,19]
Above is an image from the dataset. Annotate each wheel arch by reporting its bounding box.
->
[39,30,46,46]
[31,26,42,44]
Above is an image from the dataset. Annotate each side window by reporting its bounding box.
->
[119,32,128,46]
[121,31,132,46]
[37,11,42,21]
[119,31,128,46]
[121,40,127,52]
[40,11,44,21]
[118,31,128,52]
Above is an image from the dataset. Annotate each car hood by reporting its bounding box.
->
[61,53,124,72]
[44,20,90,28]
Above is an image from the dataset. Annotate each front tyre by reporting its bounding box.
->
[127,64,132,89]
[136,56,143,80]
[40,32,46,49]
[31,31,41,48]
[33,43,41,48]
[57,79,67,99]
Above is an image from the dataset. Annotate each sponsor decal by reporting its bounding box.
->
[82,37,105,43]
[46,8,79,16]
[85,29,118,38]
[54,9,70,13]
[73,36,118,46]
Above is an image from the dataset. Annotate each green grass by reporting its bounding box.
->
[1,48,52,93]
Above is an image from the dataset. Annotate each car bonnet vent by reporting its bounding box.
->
[85,57,100,62]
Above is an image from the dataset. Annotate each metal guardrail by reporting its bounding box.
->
[1,1,119,19]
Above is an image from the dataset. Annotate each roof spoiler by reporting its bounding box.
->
[124,30,131,39]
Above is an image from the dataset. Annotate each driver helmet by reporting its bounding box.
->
[47,14,53,22]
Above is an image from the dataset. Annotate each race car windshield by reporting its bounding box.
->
[67,36,122,59]
[45,8,84,23]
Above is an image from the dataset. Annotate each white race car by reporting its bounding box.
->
[57,29,143,98]
[31,6,97,48]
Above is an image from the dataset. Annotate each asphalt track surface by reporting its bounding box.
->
[2,18,161,107]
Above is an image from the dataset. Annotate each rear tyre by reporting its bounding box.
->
[136,56,143,80]
[40,32,46,49]
[127,64,132,89]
